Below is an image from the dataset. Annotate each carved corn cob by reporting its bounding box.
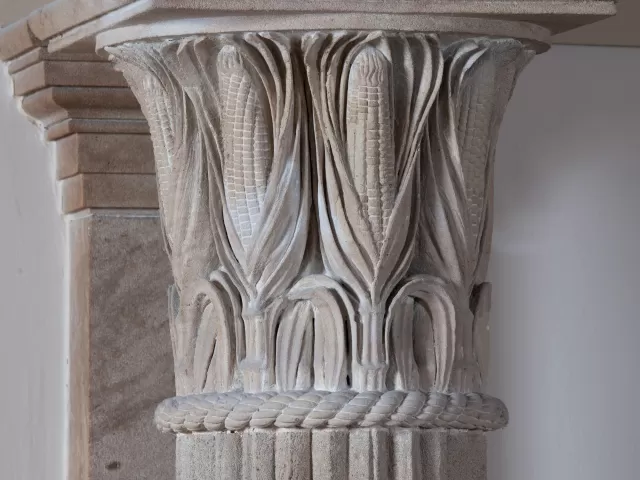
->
[150,89,176,241]
[457,48,494,249]
[218,46,272,251]
[346,47,395,250]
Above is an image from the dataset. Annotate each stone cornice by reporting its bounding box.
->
[0,1,616,61]
[5,48,155,213]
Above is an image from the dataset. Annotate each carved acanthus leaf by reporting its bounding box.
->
[387,275,457,391]
[285,275,353,391]
[168,275,240,395]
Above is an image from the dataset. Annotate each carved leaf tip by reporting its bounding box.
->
[218,44,244,71]
[351,46,388,86]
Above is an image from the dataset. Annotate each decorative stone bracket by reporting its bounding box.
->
[0,1,615,480]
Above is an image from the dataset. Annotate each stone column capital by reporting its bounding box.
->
[0,1,616,480]
[106,29,528,432]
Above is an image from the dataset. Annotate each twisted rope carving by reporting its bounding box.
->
[155,390,508,433]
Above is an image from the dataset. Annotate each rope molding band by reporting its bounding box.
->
[155,390,508,433]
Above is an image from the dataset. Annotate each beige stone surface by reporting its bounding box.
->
[20,86,141,128]
[56,133,153,179]
[0,0,136,60]
[0,0,617,61]
[447,431,487,480]
[69,210,175,480]
[176,429,487,480]
[144,0,615,31]
[45,117,149,140]
[48,0,151,53]
[7,49,104,75]
[0,19,40,62]
[275,429,312,479]
[4,48,148,144]
[61,173,158,213]
[29,0,135,42]
[69,214,91,480]
[2,0,637,62]
[312,430,349,480]
[0,0,48,27]
[12,60,127,96]
[98,15,553,49]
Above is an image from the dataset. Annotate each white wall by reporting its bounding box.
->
[489,45,640,480]
[0,69,66,480]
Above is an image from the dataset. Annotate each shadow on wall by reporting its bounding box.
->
[488,45,640,480]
